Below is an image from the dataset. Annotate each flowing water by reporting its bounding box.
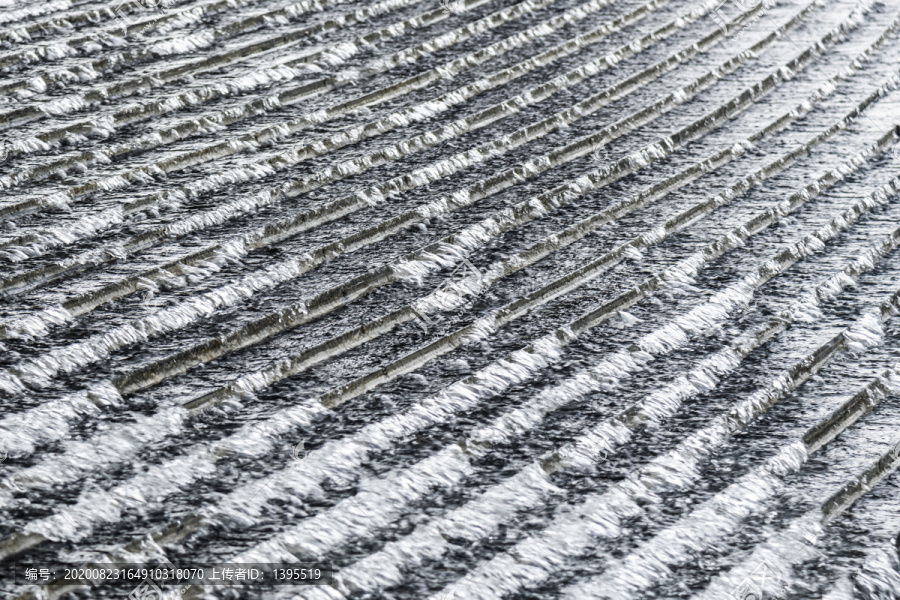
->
[1,0,900,598]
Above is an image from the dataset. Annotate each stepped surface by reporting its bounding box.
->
[1,0,900,597]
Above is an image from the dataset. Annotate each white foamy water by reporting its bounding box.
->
[3,0,900,598]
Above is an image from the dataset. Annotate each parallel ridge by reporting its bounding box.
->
[2,0,900,599]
